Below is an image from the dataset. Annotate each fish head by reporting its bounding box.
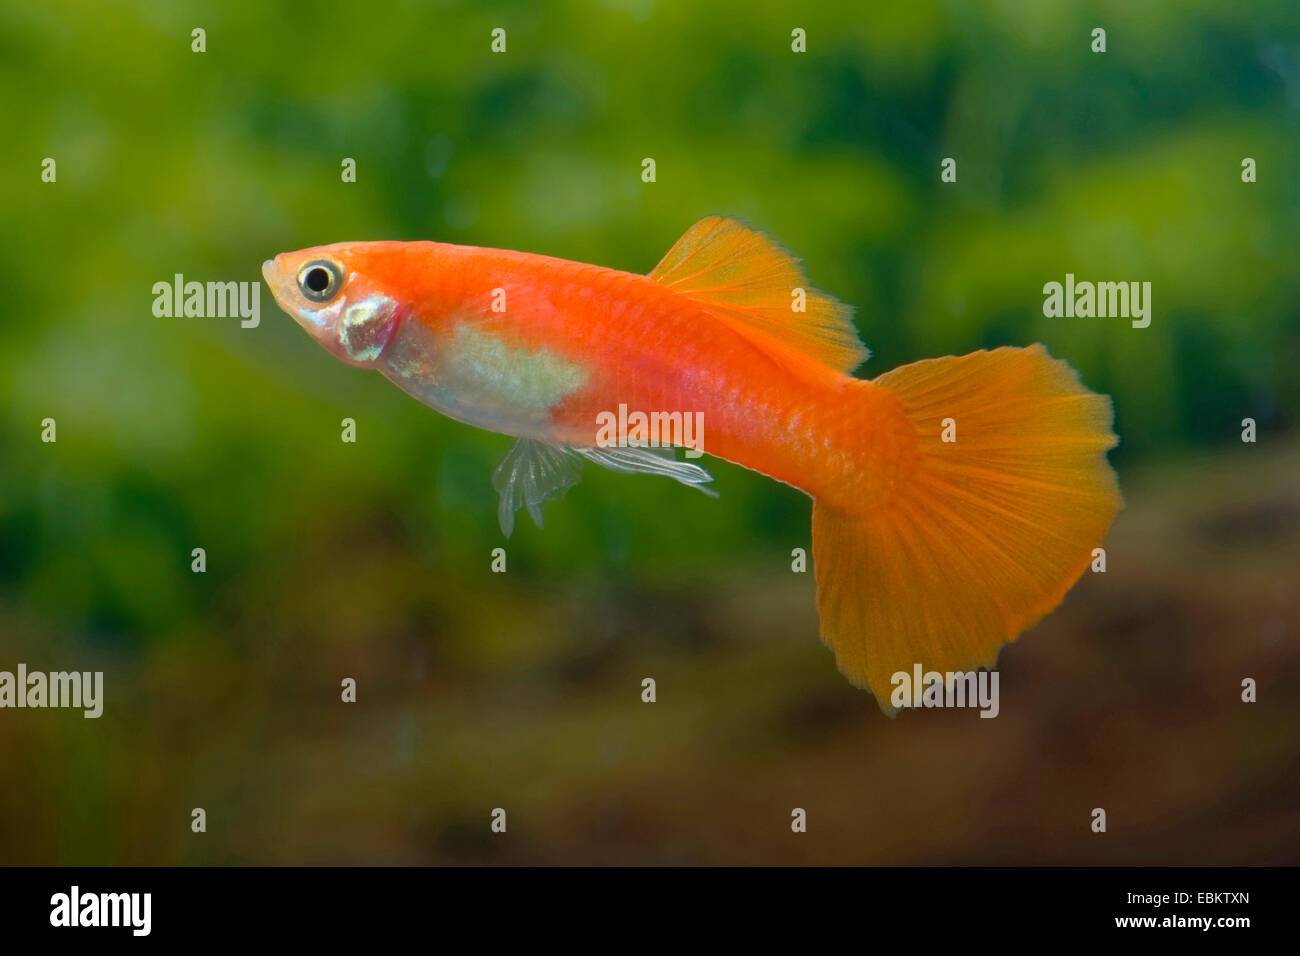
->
[262,243,405,368]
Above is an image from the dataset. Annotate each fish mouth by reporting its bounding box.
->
[261,258,284,297]
[261,257,298,315]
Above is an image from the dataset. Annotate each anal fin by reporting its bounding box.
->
[573,445,717,496]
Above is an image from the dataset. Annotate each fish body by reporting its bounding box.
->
[264,218,1122,711]
[265,235,886,507]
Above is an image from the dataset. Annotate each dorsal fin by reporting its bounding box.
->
[648,217,868,373]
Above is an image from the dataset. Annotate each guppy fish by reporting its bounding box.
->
[263,218,1122,711]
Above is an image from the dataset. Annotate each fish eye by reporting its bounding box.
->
[297,258,344,303]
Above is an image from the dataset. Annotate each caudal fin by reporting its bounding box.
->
[812,344,1122,714]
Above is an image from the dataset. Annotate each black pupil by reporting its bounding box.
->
[305,267,332,293]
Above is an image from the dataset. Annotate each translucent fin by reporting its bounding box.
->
[573,445,718,497]
[648,216,868,373]
[491,438,584,537]
[491,441,718,536]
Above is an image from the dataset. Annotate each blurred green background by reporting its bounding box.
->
[2,0,1298,864]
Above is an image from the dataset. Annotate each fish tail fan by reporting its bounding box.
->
[811,344,1122,714]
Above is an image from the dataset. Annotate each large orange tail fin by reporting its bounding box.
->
[812,344,1122,713]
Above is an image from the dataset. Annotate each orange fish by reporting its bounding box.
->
[263,217,1122,711]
